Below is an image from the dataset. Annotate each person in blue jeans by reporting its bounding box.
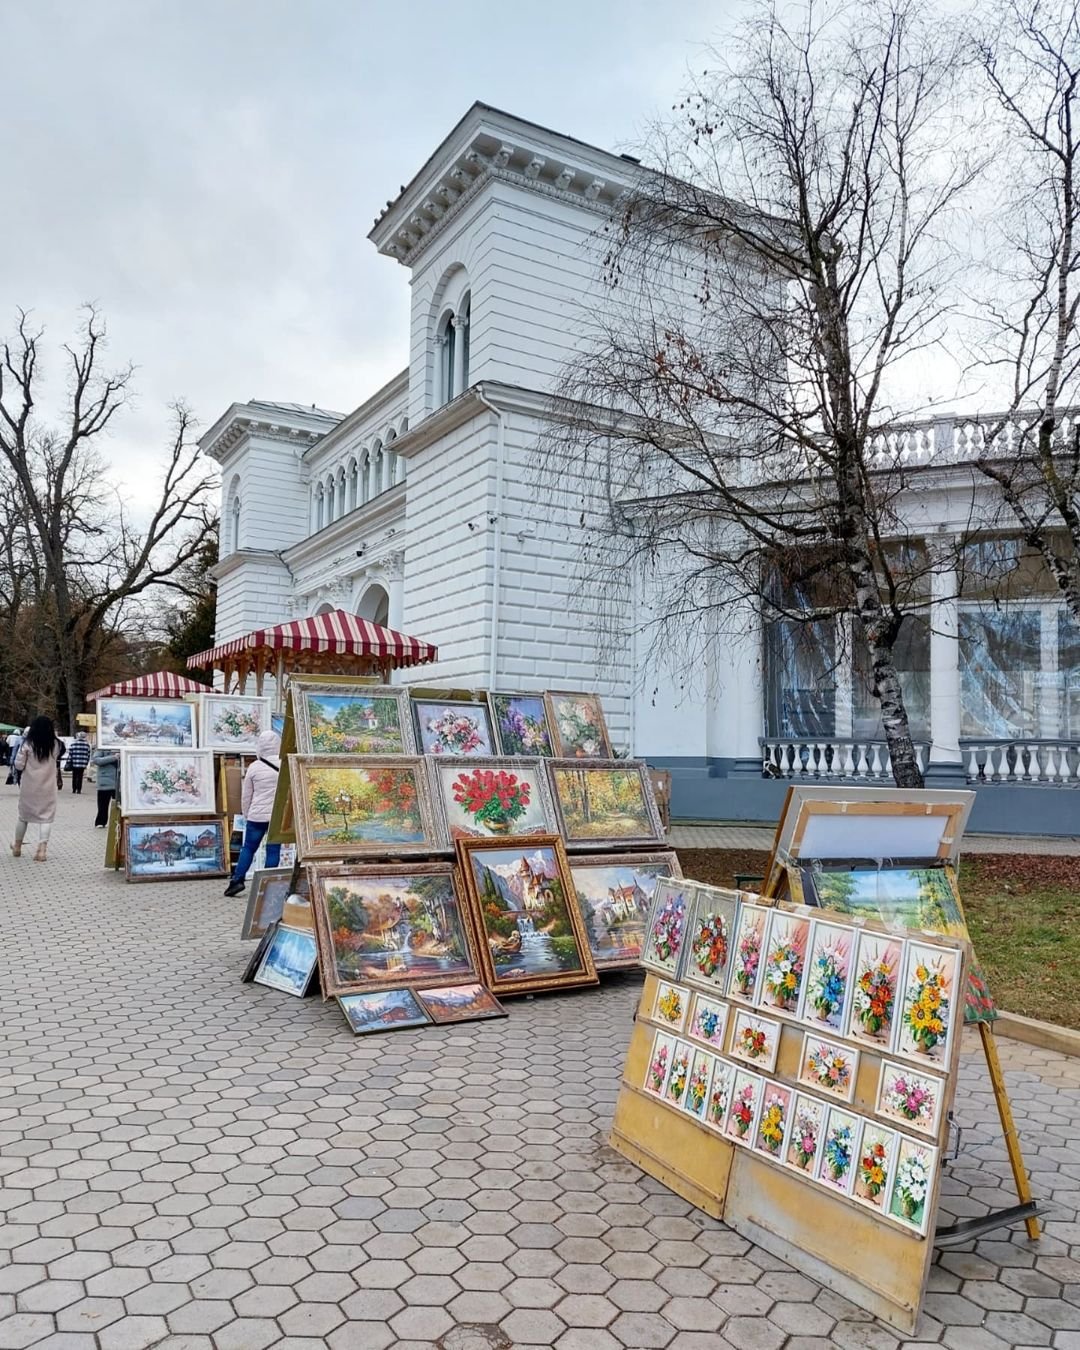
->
[225,730,281,896]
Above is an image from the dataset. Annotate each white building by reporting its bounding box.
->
[201,103,1080,835]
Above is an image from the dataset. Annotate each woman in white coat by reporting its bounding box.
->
[224,730,281,896]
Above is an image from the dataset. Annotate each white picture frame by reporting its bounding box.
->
[119,748,217,817]
[200,694,272,754]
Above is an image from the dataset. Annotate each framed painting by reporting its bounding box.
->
[754,1083,793,1163]
[852,1121,900,1216]
[703,1058,735,1135]
[682,884,739,994]
[686,992,729,1051]
[644,1030,677,1097]
[640,878,693,978]
[200,694,272,753]
[242,867,310,941]
[123,818,227,882]
[243,921,277,982]
[253,925,318,997]
[119,748,217,816]
[757,910,811,1017]
[432,757,555,842]
[651,980,690,1033]
[308,861,478,997]
[801,920,857,1034]
[415,983,507,1025]
[289,755,444,858]
[662,1040,693,1111]
[784,1092,826,1175]
[729,1009,781,1073]
[894,941,960,1068]
[875,1059,945,1138]
[569,850,682,971]
[728,903,770,1004]
[412,698,495,757]
[338,988,430,1034]
[724,1069,763,1146]
[848,930,903,1049]
[683,1048,715,1122]
[98,697,197,749]
[816,1106,859,1195]
[292,681,416,756]
[888,1137,938,1236]
[456,834,599,996]
[798,1032,859,1103]
[547,760,664,849]
[544,690,613,759]
[488,691,554,757]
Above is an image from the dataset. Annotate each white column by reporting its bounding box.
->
[387,559,405,631]
[928,539,962,768]
[452,315,467,396]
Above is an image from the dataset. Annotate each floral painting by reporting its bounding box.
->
[645,1031,676,1096]
[294,685,414,755]
[889,1138,937,1235]
[652,981,689,1032]
[433,758,554,842]
[730,1010,781,1072]
[489,693,553,757]
[799,1032,859,1102]
[310,864,476,997]
[728,904,769,1004]
[876,1060,943,1138]
[853,1123,899,1214]
[848,932,902,1048]
[570,852,681,970]
[754,1083,793,1161]
[120,749,216,817]
[724,1070,762,1146]
[413,699,495,757]
[254,925,318,997]
[816,1107,858,1194]
[292,756,442,858]
[550,761,663,848]
[663,1041,693,1110]
[758,911,810,1015]
[682,885,738,994]
[99,698,196,749]
[683,1049,715,1121]
[687,992,728,1050]
[640,879,690,978]
[124,819,227,882]
[201,694,271,753]
[896,942,958,1067]
[338,988,430,1034]
[802,920,855,1033]
[416,983,507,1024]
[785,1093,825,1174]
[705,1059,735,1134]
[545,690,612,758]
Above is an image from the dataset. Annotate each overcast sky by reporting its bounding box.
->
[2,0,740,504]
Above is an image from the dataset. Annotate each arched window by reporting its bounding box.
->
[326,475,335,522]
[231,493,241,551]
[348,458,359,511]
[315,484,325,531]
[459,292,471,390]
[368,440,382,499]
[385,430,397,489]
[357,583,390,627]
[438,311,456,405]
[337,468,346,519]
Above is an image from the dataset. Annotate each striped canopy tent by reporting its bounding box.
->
[187,609,438,697]
[87,672,212,702]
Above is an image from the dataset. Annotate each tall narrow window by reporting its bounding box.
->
[231,493,241,551]
[337,469,346,519]
[349,459,358,511]
[368,441,381,499]
[439,313,456,405]
[326,476,335,522]
[459,293,471,390]
[315,485,325,531]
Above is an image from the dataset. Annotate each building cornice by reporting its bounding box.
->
[210,548,287,581]
[199,402,343,465]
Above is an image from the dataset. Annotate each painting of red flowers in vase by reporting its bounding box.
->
[433,758,554,840]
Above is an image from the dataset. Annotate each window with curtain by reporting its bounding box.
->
[764,618,837,737]
[852,615,931,740]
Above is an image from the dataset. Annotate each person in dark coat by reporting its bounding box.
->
[67,731,92,793]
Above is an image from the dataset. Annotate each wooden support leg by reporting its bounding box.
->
[979,1020,1040,1240]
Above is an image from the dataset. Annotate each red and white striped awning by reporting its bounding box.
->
[87,672,213,703]
[188,609,437,671]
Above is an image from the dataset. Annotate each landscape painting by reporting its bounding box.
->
[549,760,663,848]
[545,691,612,758]
[416,983,508,1024]
[338,988,430,1034]
[433,758,555,841]
[309,863,476,997]
[242,868,310,941]
[413,699,495,756]
[291,755,443,858]
[294,684,414,755]
[120,749,217,816]
[201,694,271,753]
[569,851,681,970]
[254,925,318,997]
[488,692,554,757]
[99,698,196,749]
[124,819,227,882]
[803,864,962,932]
[458,835,598,996]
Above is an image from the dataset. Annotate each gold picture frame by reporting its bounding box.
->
[544,690,613,759]
[289,754,445,859]
[547,759,665,850]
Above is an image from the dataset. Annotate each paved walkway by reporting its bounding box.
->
[670,823,1080,854]
[1,783,1079,1350]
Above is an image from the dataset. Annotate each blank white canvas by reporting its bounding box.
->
[798,814,949,860]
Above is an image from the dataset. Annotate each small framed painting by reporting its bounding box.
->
[338,988,430,1034]
[682,884,739,994]
[431,757,556,842]
[253,925,318,998]
[785,1092,825,1175]
[704,1058,735,1135]
[200,694,272,753]
[876,1060,945,1138]
[98,697,197,749]
[570,851,683,971]
[124,818,227,882]
[801,920,856,1033]
[686,992,729,1051]
[243,921,277,983]
[724,1070,763,1146]
[548,760,664,850]
[662,1040,693,1110]
[544,690,613,758]
[292,682,416,756]
[242,867,310,941]
[888,1137,938,1236]
[488,692,554,757]
[757,910,811,1017]
[290,755,445,858]
[895,941,959,1068]
[852,1121,900,1215]
[848,931,903,1049]
[644,1030,677,1097]
[683,1048,715,1122]
[754,1083,793,1163]
[729,1009,782,1073]
[651,981,690,1032]
[415,983,507,1025]
[798,1032,859,1103]
[816,1106,859,1195]
[640,879,692,978]
[412,698,496,757]
[727,903,770,1004]
[120,748,217,816]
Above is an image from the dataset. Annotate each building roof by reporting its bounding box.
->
[248,399,346,421]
